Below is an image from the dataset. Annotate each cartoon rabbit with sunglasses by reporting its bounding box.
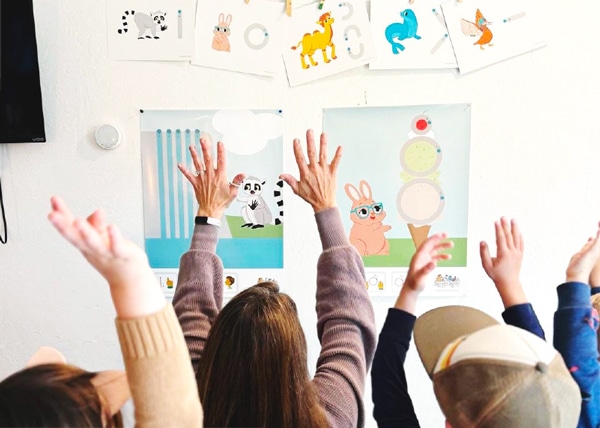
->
[344,180,391,256]
[212,12,232,52]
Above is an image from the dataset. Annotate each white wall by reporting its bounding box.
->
[1,1,599,427]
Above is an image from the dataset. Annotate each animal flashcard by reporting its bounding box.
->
[139,109,284,272]
[282,1,375,87]
[369,0,457,70]
[442,0,546,74]
[193,0,285,77]
[107,0,195,60]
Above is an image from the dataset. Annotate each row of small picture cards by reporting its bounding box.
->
[108,0,545,85]
[155,268,464,299]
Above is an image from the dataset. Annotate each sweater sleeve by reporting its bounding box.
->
[172,224,223,372]
[310,208,377,428]
[502,303,545,340]
[372,308,421,428]
[116,304,203,428]
[553,282,600,428]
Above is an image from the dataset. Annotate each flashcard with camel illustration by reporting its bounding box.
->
[282,1,375,87]
[140,109,284,277]
[441,0,546,74]
[192,0,285,77]
[107,0,195,60]
[369,0,457,70]
[323,104,471,270]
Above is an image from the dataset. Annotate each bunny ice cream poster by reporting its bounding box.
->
[323,104,470,296]
[107,0,196,60]
[140,109,284,298]
[192,0,285,77]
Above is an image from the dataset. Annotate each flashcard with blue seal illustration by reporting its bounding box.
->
[192,0,285,77]
[282,1,375,87]
[140,109,284,298]
[107,0,195,60]
[442,0,546,74]
[369,0,457,70]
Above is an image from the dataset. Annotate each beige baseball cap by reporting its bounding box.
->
[414,305,581,428]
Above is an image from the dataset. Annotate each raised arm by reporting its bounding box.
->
[172,138,245,371]
[48,196,202,427]
[372,233,452,428]
[480,217,545,339]
[280,129,376,428]
[554,225,600,428]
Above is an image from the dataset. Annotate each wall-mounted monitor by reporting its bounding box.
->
[0,0,46,143]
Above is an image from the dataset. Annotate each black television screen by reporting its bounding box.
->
[0,0,46,143]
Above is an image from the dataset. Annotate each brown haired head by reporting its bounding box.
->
[0,363,124,427]
[197,281,327,428]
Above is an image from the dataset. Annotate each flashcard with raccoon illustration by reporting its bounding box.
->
[107,0,195,60]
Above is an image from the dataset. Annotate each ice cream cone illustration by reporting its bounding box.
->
[407,223,431,250]
[397,115,444,250]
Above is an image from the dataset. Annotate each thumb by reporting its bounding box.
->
[279,174,299,195]
[480,241,492,273]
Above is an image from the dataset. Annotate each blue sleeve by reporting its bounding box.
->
[554,282,600,428]
[502,303,545,340]
[371,308,421,428]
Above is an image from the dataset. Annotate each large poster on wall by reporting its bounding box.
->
[322,104,471,297]
[140,109,284,299]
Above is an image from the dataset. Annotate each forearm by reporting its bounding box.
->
[553,282,599,398]
[116,304,203,428]
[313,208,377,427]
[172,224,223,372]
[502,303,545,340]
[372,309,420,428]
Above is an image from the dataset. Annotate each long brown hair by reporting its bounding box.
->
[0,363,123,427]
[197,282,328,428]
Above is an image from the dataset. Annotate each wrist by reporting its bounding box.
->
[196,207,224,218]
[195,216,221,228]
[394,286,420,314]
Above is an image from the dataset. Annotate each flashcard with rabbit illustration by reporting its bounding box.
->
[192,0,285,77]
[140,109,284,278]
[107,0,195,60]
[369,0,457,70]
[282,1,375,87]
[441,0,546,74]
[323,104,470,271]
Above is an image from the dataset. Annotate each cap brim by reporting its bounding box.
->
[414,305,499,378]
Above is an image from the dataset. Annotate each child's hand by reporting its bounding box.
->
[566,224,600,284]
[479,218,527,308]
[48,196,164,319]
[395,233,453,313]
[588,222,600,288]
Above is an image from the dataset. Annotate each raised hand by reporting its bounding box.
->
[566,223,600,284]
[480,217,526,308]
[279,129,342,213]
[395,233,453,314]
[48,196,164,319]
[177,137,245,219]
[588,222,600,288]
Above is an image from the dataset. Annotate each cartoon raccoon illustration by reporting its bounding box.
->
[117,10,168,39]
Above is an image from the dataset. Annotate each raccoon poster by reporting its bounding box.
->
[140,109,284,297]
